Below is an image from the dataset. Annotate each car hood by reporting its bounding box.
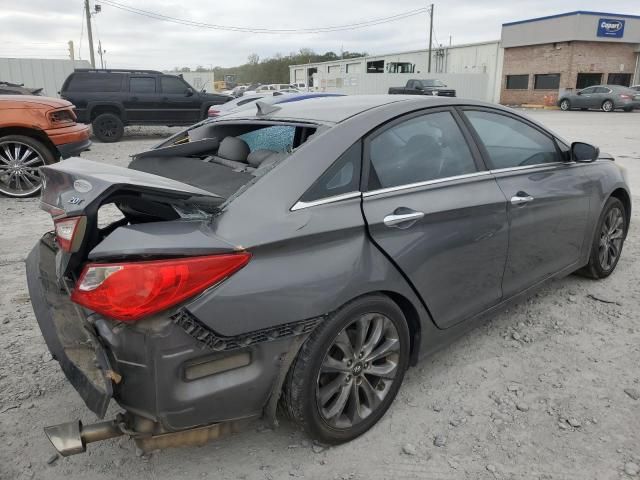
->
[0,95,72,109]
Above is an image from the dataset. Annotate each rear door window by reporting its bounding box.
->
[367,110,477,189]
[130,77,156,93]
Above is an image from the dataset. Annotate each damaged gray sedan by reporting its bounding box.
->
[26,96,630,455]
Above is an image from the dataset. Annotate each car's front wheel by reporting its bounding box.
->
[0,135,56,197]
[579,197,627,279]
[283,294,410,444]
[560,99,571,111]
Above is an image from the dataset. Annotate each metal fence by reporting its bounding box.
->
[0,58,91,97]
[313,72,490,101]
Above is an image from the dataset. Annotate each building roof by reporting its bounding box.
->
[503,10,640,27]
[288,40,500,70]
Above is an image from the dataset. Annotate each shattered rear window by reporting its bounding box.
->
[238,125,295,152]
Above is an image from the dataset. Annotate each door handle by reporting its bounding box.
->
[510,194,534,206]
[383,211,424,227]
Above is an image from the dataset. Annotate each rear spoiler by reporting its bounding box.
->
[40,158,222,218]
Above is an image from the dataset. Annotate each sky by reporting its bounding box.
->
[0,0,638,70]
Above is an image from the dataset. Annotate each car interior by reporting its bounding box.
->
[129,122,318,198]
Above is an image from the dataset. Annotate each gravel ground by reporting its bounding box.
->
[0,111,639,480]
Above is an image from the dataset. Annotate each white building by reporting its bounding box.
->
[289,40,504,102]
[0,58,91,97]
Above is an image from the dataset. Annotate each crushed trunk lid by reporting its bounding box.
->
[40,157,223,218]
[39,158,227,280]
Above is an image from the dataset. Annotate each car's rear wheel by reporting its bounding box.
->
[601,100,614,112]
[578,197,627,279]
[282,294,410,444]
[0,135,55,198]
[560,99,571,111]
[92,113,124,142]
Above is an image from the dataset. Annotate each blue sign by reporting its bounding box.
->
[597,18,625,38]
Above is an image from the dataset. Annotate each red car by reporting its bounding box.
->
[0,95,90,197]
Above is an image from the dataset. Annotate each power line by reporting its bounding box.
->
[98,0,428,34]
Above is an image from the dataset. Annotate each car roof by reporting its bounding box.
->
[222,94,488,124]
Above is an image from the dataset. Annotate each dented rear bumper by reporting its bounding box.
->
[26,234,312,433]
[26,235,113,417]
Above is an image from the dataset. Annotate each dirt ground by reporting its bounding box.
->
[0,111,639,480]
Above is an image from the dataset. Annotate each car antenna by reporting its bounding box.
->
[255,101,281,116]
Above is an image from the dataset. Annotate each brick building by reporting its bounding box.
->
[500,11,640,105]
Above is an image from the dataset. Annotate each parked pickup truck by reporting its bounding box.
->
[389,79,456,97]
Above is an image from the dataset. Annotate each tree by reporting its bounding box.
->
[180,67,191,72]
[247,53,260,65]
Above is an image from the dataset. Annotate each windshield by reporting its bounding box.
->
[421,79,446,88]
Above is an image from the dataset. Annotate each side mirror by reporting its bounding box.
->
[576,91,582,96]
[185,88,194,96]
[415,85,423,91]
[571,142,599,162]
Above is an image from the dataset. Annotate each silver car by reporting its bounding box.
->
[27,96,630,456]
[559,84,640,112]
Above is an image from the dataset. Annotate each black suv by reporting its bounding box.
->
[60,69,231,142]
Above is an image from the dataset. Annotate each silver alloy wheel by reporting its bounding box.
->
[599,207,624,271]
[0,140,45,197]
[560,100,570,111]
[316,313,400,429]
[602,100,614,112]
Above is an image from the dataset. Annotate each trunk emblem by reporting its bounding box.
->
[68,196,84,205]
[73,179,93,193]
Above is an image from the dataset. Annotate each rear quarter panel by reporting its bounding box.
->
[185,199,432,339]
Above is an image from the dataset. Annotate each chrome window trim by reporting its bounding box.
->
[488,161,568,174]
[363,171,492,198]
[290,191,361,211]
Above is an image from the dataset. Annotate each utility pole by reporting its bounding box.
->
[68,40,75,61]
[84,0,95,68]
[97,40,105,69]
[428,3,434,73]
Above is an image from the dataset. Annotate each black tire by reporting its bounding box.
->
[0,134,56,198]
[559,99,571,111]
[601,100,614,112]
[578,197,627,279]
[282,294,410,444]
[92,112,124,142]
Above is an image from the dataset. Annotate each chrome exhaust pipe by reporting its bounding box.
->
[44,419,123,456]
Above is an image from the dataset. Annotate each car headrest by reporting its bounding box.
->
[218,136,250,162]
[405,134,442,156]
[247,149,277,167]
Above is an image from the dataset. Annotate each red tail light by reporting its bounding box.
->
[208,109,220,117]
[71,253,251,322]
[54,216,86,252]
[620,94,632,100]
